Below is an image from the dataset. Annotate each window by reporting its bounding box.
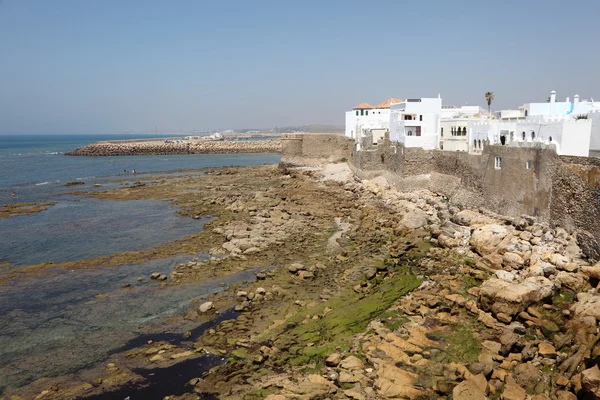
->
[549,136,553,142]
[526,160,532,170]
[473,139,476,149]
[360,109,364,116]
[419,115,423,121]
[365,111,369,116]
[478,139,482,149]
[356,111,359,116]
[510,132,514,142]
[407,130,413,136]
[525,110,528,117]
[531,131,535,140]
[495,156,502,170]
[522,131,526,140]
[441,127,444,136]
[463,127,467,136]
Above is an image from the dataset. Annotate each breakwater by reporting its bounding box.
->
[66,139,281,156]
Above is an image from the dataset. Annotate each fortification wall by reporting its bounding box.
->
[280,133,354,166]
[282,134,600,259]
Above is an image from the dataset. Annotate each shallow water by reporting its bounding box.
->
[0,197,207,266]
[0,257,265,391]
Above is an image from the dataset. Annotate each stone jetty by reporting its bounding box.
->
[66,138,281,156]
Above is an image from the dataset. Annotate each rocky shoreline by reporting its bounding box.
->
[66,139,281,156]
[4,163,600,400]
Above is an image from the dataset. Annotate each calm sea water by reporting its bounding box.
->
[0,134,281,393]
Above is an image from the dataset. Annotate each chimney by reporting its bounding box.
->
[550,90,556,103]
[574,94,580,106]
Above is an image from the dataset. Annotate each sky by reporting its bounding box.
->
[1,0,600,134]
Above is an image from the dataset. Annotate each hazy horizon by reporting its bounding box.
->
[1,0,599,134]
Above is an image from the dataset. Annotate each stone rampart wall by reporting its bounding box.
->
[281,134,600,260]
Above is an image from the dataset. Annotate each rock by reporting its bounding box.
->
[496,313,512,324]
[264,395,286,400]
[538,342,556,358]
[344,385,366,400]
[197,302,214,313]
[325,352,342,367]
[452,375,487,400]
[581,265,600,280]
[478,277,557,317]
[555,391,577,400]
[158,274,168,281]
[150,272,161,280]
[288,263,305,273]
[365,267,377,280]
[297,270,315,280]
[471,224,510,256]
[582,365,600,397]
[502,378,527,400]
[255,272,266,280]
[571,293,600,322]
[452,210,496,227]
[255,287,266,295]
[339,355,364,371]
[503,252,525,269]
[496,270,516,282]
[556,271,590,292]
[236,291,248,299]
[401,208,429,229]
[339,371,359,383]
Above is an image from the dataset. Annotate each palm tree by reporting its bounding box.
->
[485,92,495,116]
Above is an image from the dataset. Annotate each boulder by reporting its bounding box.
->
[502,378,527,400]
[452,210,496,227]
[340,355,365,371]
[401,208,429,229]
[581,264,600,280]
[197,302,214,313]
[479,277,557,316]
[538,342,556,358]
[452,374,488,400]
[582,365,600,398]
[471,225,510,256]
[555,271,590,292]
[503,252,525,269]
[571,293,600,322]
[325,352,342,367]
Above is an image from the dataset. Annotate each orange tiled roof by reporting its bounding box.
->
[352,102,374,110]
[375,97,403,108]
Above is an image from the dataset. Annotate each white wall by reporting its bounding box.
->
[589,111,600,151]
[390,98,441,149]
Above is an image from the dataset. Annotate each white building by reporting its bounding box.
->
[439,105,487,151]
[389,97,442,150]
[470,116,592,157]
[344,98,402,145]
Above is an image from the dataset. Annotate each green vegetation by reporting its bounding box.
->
[552,289,576,306]
[431,324,481,363]
[276,267,422,366]
[380,309,409,332]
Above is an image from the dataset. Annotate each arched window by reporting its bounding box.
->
[549,136,553,142]
[478,139,482,149]
[464,127,467,136]
[500,135,506,146]
[473,139,476,149]
[531,131,535,140]
[525,110,528,117]
[441,127,444,136]
[522,131,526,141]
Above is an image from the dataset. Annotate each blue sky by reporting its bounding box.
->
[1,0,599,134]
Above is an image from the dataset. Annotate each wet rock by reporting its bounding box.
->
[288,263,305,273]
[150,272,161,280]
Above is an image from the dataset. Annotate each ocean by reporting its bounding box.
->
[0,134,281,393]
